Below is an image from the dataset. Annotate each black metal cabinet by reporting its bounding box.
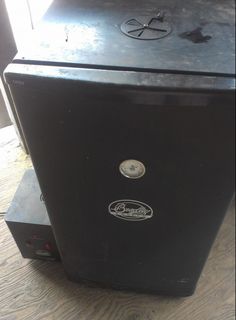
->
[4,0,235,296]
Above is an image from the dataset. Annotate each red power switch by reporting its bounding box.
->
[44,242,52,251]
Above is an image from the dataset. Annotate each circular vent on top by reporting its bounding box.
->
[120,14,172,40]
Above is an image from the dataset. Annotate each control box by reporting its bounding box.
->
[5,169,60,261]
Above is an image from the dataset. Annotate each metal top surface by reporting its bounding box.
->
[5,169,50,225]
[14,0,235,76]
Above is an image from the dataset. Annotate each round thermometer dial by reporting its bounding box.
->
[119,159,146,179]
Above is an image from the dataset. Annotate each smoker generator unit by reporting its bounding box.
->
[5,169,60,261]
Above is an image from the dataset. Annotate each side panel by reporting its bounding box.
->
[5,68,235,295]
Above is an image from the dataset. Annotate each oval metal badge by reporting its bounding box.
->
[108,200,153,221]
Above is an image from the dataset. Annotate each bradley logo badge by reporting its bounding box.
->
[108,200,153,221]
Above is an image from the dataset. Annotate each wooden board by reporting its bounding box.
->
[0,90,11,129]
[0,125,235,320]
[0,125,32,214]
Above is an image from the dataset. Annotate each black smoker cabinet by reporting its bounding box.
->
[4,0,235,296]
